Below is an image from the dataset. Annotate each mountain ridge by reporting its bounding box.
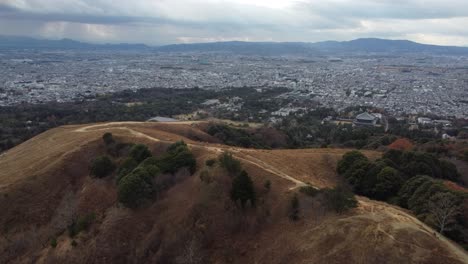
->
[1,35,467,54]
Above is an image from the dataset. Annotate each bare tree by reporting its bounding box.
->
[427,192,460,235]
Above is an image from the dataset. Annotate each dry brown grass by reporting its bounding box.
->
[0,121,466,264]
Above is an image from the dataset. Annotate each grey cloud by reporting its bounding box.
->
[0,0,467,46]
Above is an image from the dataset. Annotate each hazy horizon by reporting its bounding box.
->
[4,35,468,48]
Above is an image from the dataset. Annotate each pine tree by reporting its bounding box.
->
[230,170,256,208]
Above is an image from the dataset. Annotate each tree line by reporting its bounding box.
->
[338,150,467,249]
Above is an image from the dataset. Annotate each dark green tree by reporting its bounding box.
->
[117,169,153,208]
[102,132,114,145]
[398,175,433,208]
[440,160,460,181]
[219,152,242,176]
[407,180,445,215]
[337,151,368,175]
[383,149,403,164]
[158,142,196,174]
[117,157,138,183]
[129,144,152,163]
[230,170,256,208]
[90,155,115,178]
[372,167,403,200]
[323,185,358,213]
[343,158,371,193]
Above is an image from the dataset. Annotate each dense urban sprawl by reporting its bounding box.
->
[1,50,467,118]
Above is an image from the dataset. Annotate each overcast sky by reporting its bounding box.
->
[1,0,468,46]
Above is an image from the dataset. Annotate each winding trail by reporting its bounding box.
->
[73,122,468,263]
[73,122,307,190]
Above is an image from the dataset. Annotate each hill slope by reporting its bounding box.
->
[0,122,466,263]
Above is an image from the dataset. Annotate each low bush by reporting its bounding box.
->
[117,141,196,208]
[230,170,256,208]
[219,152,241,176]
[205,159,216,167]
[299,185,319,197]
[90,156,115,178]
[158,141,196,174]
[117,157,138,183]
[264,180,271,192]
[129,144,152,163]
[118,169,154,208]
[50,238,57,248]
[322,186,358,213]
[337,151,368,175]
[200,170,212,184]
[68,213,96,237]
[102,132,115,145]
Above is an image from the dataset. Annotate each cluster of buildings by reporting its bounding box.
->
[0,49,467,119]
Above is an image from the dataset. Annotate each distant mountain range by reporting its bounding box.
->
[159,39,468,55]
[0,36,149,50]
[1,35,467,55]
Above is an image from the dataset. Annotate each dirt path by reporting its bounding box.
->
[72,122,468,263]
[359,199,468,263]
[235,153,307,189]
[73,122,307,189]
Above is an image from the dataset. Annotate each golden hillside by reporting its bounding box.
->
[0,122,466,264]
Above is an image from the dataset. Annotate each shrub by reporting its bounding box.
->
[230,170,256,208]
[68,213,96,237]
[78,213,95,230]
[337,151,368,175]
[139,156,159,169]
[383,149,403,164]
[299,185,319,197]
[398,175,433,208]
[343,158,372,193]
[117,157,138,183]
[71,240,77,247]
[90,155,115,178]
[205,159,216,167]
[264,180,271,192]
[289,194,300,221]
[118,169,154,208]
[102,132,115,145]
[372,167,403,201]
[219,152,241,176]
[200,170,212,183]
[323,185,358,213]
[440,160,460,181]
[50,238,57,248]
[166,140,188,153]
[129,144,152,163]
[158,142,196,174]
[388,138,414,151]
[407,180,445,215]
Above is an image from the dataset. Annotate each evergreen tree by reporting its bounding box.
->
[90,155,115,178]
[230,170,256,208]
